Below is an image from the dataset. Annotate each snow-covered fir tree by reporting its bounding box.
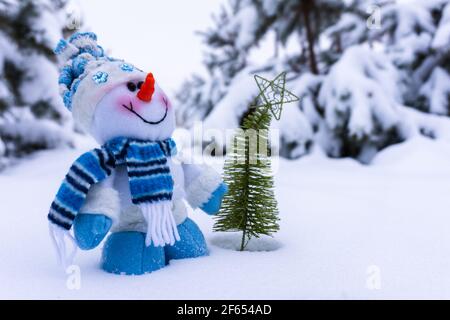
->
[326,0,450,115]
[0,0,78,168]
[176,0,450,163]
[387,0,450,116]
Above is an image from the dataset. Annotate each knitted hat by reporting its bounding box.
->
[54,32,146,132]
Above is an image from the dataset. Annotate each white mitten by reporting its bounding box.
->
[140,202,180,247]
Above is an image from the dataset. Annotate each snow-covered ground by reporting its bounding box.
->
[1,135,450,299]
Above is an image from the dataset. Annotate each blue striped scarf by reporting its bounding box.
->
[48,137,177,230]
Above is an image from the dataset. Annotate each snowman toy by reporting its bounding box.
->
[48,32,227,275]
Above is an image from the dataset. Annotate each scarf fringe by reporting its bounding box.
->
[141,201,180,247]
[49,223,78,269]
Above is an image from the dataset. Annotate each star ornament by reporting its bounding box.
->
[253,72,300,120]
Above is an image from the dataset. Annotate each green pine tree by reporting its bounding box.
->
[213,102,279,251]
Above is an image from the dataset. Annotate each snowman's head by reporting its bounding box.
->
[54,32,175,144]
[91,73,175,144]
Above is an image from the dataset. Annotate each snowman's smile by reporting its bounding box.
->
[121,101,168,125]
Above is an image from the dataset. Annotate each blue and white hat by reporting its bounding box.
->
[55,32,146,132]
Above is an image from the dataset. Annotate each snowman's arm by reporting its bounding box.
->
[74,176,121,250]
[182,163,227,214]
[79,179,120,222]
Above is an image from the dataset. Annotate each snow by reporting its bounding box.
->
[0,0,18,16]
[419,67,450,115]
[319,45,400,139]
[0,29,20,66]
[201,69,317,159]
[399,105,450,140]
[1,114,73,149]
[389,32,432,68]
[1,135,450,299]
[210,233,282,252]
[387,0,442,66]
[3,0,450,299]
[290,72,323,128]
[324,13,366,49]
[372,135,450,171]
[0,1,74,165]
[392,1,436,40]
[175,0,450,163]
[432,2,450,50]
[19,54,61,107]
[203,68,259,131]
[275,103,313,159]
[224,4,259,50]
[262,0,278,16]
[30,0,66,49]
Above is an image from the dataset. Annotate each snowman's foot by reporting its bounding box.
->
[164,218,209,261]
[101,231,165,275]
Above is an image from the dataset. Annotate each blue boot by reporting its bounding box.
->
[101,231,165,275]
[165,218,208,261]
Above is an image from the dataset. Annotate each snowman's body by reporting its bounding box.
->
[108,162,186,232]
[83,159,211,233]
[80,71,222,239]
[48,32,225,275]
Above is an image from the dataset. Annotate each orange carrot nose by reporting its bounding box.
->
[137,73,155,102]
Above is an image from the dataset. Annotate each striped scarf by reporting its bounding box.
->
[48,137,176,231]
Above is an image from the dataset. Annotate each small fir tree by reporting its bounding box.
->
[214,72,299,250]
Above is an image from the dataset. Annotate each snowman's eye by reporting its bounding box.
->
[127,82,136,92]
[137,81,144,90]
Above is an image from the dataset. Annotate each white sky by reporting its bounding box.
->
[77,0,221,95]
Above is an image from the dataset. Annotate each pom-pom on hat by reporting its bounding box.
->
[55,32,146,132]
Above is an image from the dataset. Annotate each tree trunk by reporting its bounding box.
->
[301,0,319,74]
[274,31,279,58]
[336,34,342,54]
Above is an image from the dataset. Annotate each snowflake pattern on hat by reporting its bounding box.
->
[92,71,108,84]
[120,63,134,72]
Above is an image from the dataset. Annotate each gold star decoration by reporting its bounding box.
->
[253,72,300,120]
